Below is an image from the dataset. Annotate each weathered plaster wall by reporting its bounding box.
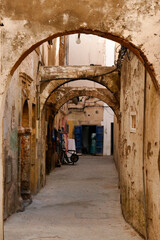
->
[3,69,19,219]
[48,38,58,66]
[1,0,160,89]
[118,52,160,239]
[145,73,160,240]
[3,50,38,219]
[120,52,145,236]
[59,36,68,66]
[67,98,104,123]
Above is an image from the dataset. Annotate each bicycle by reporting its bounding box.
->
[61,148,79,165]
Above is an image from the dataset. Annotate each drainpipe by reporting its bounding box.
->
[142,67,148,240]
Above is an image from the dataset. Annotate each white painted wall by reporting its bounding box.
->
[105,39,115,66]
[69,34,106,66]
[68,34,115,67]
[101,103,114,155]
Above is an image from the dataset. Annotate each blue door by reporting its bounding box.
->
[74,126,82,153]
[96,126,104,155]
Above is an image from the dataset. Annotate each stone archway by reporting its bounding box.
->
[2,1,160,90]
[1,2,160,239]
[47,87,120,118]
[39,66,120,112]
[44,86,118,173]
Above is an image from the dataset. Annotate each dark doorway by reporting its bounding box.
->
[75,125,104,155]
[82,125,96,154]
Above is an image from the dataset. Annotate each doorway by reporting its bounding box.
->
[82,125,96,154]
[74,125,104,155]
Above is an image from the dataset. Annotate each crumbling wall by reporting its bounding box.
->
[3,50,38,219]
[145,72,160,240]
[120,52,145,236]
[3,70,19,219]
[119,52,160,239]
[1,0,160,89]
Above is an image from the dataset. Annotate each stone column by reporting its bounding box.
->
[18,127,32,203]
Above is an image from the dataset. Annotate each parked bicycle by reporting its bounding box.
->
[61,148,79,165]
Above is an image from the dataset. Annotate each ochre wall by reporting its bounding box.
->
[119,52,145,236]
[3,50,38,219]
[113,51,160,238]
[145,72,160,240]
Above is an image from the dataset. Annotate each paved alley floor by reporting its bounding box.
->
[4,156,142,240]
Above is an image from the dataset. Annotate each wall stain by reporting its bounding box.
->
[147,142,153,159]
[10,127,18,153]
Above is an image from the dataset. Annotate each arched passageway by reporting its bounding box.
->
[47,87,120,118]
[1,3,160,239]
[31,48,160,240]
[44,81,118,170]
[40,65,120,110]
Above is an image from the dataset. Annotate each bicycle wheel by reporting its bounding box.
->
[70,153,79,163]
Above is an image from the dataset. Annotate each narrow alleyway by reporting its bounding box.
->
[4,156,142,240]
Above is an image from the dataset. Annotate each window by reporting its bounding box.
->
[130,112,136,133]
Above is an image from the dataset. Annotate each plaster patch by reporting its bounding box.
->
[80,22,87,28]
[63,14,69,25]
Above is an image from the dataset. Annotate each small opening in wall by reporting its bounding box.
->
[130,112,136,133]
[22,100,29,128]
[48,39,53,45]
[132,115,136,129]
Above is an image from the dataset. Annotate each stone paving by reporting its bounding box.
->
[4,156,142,240]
